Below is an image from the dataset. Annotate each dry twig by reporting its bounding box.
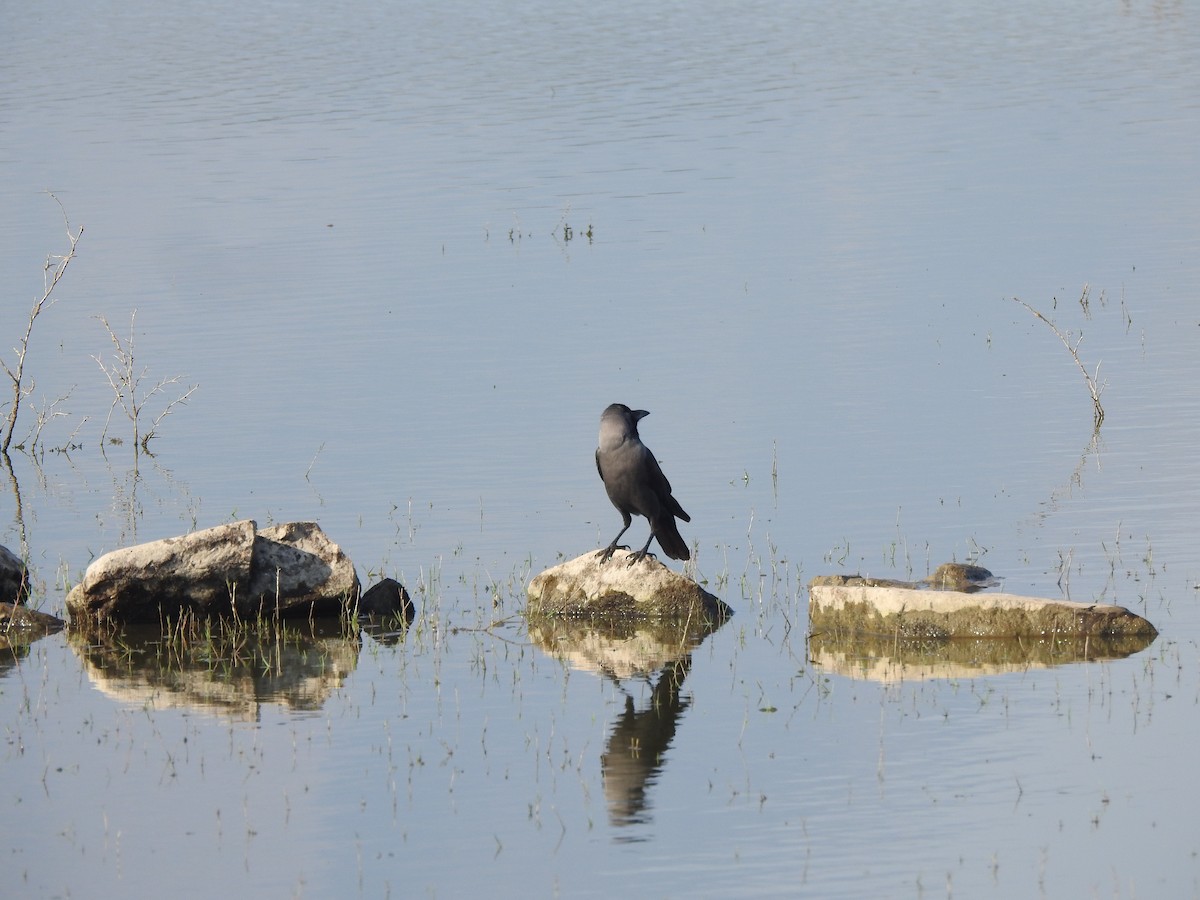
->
[2,195,82,454]
[1013,291,1106,428]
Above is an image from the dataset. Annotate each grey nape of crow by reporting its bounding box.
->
[595,403,691,565]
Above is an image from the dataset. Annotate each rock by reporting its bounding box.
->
[808,577,1158,640]
[0,544,30,605]
[0,544,64,651]
[527,550,732,622]
[357,578,415,624]
[66,520,359,628]
[356,578,415,645]
[925,563,997,592]
[67,520,256,624]
[244,521,359,617]
[811,563,997,594]
[809,574,916,590]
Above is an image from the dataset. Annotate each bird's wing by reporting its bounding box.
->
[595,448,605,481]
[644,449,690,522]
[643,450,671,493]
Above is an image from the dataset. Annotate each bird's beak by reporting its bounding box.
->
[633,409,650,421]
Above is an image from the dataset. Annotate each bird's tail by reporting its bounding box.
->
[653,514,690,561]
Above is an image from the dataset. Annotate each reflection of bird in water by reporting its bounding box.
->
[600,656,692,832]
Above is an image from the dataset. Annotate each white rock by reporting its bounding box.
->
[527,550,730,622]
[67,520,359,627]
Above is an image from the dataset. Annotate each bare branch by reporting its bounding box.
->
[2,194,82,454]
[1013,292,1106,428]
[144,381,198,447]
[24,385,76,452]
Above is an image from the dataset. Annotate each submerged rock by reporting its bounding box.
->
[66,519,359,628]
[527,550,732,622]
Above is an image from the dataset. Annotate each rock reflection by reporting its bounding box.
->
[809,628,1158,684]
[1,602,65,661]
[529,617,726,835]
[0,634,34,674]
[69,620,361,720]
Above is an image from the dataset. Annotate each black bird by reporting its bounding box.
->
[595,403,691,564]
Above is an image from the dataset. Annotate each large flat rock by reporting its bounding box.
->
[809,576,1158,639]
[527,550,731,622]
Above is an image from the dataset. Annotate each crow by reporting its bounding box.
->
[595,403,690,564]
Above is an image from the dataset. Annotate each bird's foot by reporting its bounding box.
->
[626,549,658,566]
[596,544,629,564]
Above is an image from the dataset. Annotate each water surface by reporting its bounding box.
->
[2,1,1199,896]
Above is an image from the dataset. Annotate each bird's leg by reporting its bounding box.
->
[626,532,658,565]
[597,523,632,563]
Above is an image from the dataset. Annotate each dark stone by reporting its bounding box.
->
[357,578,414,624]
[0,544,30,605]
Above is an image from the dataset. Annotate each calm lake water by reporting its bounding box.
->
[3,1,1199,896]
